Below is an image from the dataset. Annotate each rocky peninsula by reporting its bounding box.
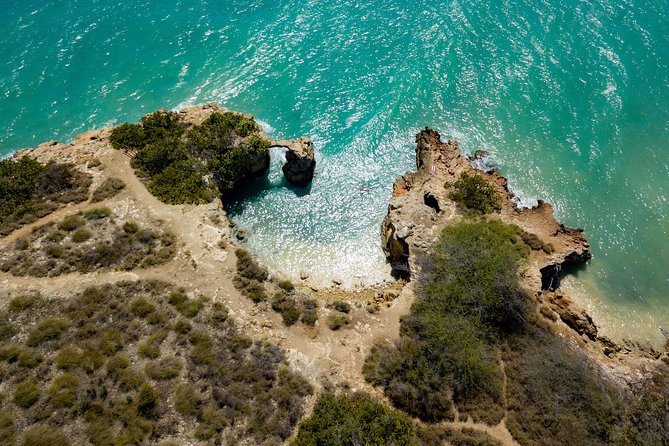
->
[0,104,667,446]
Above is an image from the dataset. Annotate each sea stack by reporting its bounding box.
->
[273,137,316,187]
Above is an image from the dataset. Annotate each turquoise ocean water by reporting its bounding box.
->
[1,0,668,343]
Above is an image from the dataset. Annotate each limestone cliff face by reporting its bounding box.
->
[381,128,592,291]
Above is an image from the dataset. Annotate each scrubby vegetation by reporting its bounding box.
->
[233,250,320,327]
[292,391,419,445]
[90,177,126,203]
[446,171,501,214]
[503,322,625,445]
[0,157,92,235]
[233,248,269,302]
[364,219,528,422]
[362,217,669,444]
[0,208,174,276]
[291,391,505,446]
[0,281,312,445]
[110,110,271,204]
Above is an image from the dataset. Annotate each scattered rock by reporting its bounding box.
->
[332,278,343,286]
[300,271,310,280]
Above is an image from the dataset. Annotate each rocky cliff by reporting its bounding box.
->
[382,128,591,289]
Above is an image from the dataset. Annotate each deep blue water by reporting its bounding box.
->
[1,0,668,342]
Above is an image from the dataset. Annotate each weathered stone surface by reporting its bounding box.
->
[273,137,316,187]
[541,291,598,340]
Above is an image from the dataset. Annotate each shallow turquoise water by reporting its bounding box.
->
[1,0,668,343]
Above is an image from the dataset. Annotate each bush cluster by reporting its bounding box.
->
[446,171,501,214]
[0,209,175,277]
[0,157,92,235]
[363,219,529,422]
[0,280,312,445]
[271,291,319,327]
[233,248,269,302]
[292,391,419,446]
[110,110,271,204]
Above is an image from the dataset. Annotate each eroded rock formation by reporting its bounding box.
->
[381,128,592,290]
[272,137,316,187]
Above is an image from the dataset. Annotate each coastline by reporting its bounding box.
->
[1,102,667,444]
[8,104,661,353]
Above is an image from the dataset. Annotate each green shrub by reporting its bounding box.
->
[173,319,192,334]
[98,329,124,356]
[174,383,202,418]
[110,122,146,150]
[167,292,205,318]
[504,324,623,446]
[55,345,82,370]
[363,219,527,422]
[46,230,66,242]
[0,318,16,341]
[13,379,40,408]
[91,178,126,203]
[27,317,68,346]
[145,356,183,380]
[208,302,229,327]
[131,138,188,176]
[194,406,228,440]
[48,373,79,408]
[272,293,300,326]
[0,411,16,445]
[235,249,268,282]
[58,215,86,231]
[71,227,92,243]
[122,221,140,234]
[417,219,529,330]
[147,160,215,205]
[291,392,419,446]
[278,279,295,291]
[8,293,41,312]
[327,314,351,331]
[82,207,112,220]
[45,244,65,258]
[14,238,30,250]
[21,424,69,446]
[0,158,90,236]
[329,300,351,314]
[140,110,184,144]
[129,297,156,317]
[301,299,318,326]
[447,171,501,214]
[135,384,159,418]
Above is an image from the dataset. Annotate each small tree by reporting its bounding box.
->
[447,172,501,214]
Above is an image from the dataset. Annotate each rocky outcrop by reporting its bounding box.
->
[381,128,592,289]
[272,137,316,187]
[540,291,598,340]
